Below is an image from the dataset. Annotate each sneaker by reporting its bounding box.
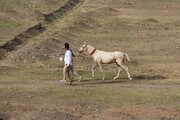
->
[69,80,73,85]
[59,80,66,82]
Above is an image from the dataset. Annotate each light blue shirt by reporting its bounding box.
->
[64,50,73,66]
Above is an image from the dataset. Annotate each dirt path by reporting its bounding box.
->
[0,79,179,89]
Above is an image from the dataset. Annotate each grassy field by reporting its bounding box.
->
[0,0,180,119]
[0,65,179,119]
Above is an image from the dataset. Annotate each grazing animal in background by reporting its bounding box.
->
[78,42,132,80]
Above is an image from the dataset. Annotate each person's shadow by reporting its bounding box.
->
[72,75,168,86]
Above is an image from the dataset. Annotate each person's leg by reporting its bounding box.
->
[66,65,71,85]
[69,65,74,85]
[71,65,82,82]
[60,65,67,82]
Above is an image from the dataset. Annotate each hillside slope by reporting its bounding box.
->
[0,0,68,45]
[2,0,179,67]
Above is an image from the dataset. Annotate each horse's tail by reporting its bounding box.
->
[124,53,131,61]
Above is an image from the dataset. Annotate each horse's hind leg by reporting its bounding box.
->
[122,65,132,80]
[98,63,105,80]
[116,59,132,80]
[113,65,123,80]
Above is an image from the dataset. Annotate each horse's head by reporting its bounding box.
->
[78,42,88,53]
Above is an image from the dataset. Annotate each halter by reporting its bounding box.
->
[90,48,96,56]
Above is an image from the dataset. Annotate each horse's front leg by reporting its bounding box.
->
[98,63,105,80]
[92,63,98,78]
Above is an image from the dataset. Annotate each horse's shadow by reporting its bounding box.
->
[72,75,168,86]
[132,75,168,80]
[73,79,125,86]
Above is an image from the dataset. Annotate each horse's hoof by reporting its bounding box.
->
[129,78,133,80]
[78,76,82,82]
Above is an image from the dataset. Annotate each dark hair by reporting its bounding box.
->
[64,43,69,50]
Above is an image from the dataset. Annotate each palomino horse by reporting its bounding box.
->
[78,43,132,80]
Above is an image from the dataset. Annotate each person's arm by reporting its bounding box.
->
[70,49,75,57]
[72,52,75,57]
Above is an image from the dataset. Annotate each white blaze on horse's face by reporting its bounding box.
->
[78,43,87,53]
